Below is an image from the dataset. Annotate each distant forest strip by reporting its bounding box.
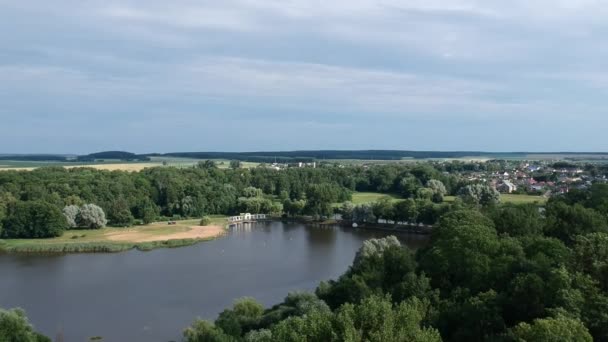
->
[3,150,608,163]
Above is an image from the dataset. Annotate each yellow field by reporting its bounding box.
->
[0,159,260,172]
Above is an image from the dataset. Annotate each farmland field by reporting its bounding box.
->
[0,158,260,172]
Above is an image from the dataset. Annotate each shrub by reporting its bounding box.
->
[200,216,213,226]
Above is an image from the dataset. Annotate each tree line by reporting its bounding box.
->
[0,163,462,239]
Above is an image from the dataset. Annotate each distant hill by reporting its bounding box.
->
[77,151,150,162]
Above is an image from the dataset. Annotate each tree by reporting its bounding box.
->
[487,203,543,236]
[512,315,592,342]
[0,307,51,342]
[77,204,107,229]
[339,201,355,221]
[427,179,447,203]
[372,197,394,221]
[353,204,376,223]
[200,216,212,226]
[134,197,159,224]
[242,187,263,198]
[183,320,232,342]
[572,233,608,291]
[2,201,67,238]
[545,202,608,244]
[62,205,80,228]
[197,160,217,169]
[457,184,500,206]
[215,298,264,338]
[230,160,242,169]
[399,176,421,198]
[107,198,134,227]
[393,199,418,223]
[269,295,441,342]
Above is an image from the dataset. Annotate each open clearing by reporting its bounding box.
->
[351,192,401,204]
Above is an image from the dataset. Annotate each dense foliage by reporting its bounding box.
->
[184,184,608,342]
[0,308,50,342]
[0,164,455,238]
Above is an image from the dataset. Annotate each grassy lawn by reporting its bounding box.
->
[346,192,402,205]
[0,216,228,253]
[444,194,547,205]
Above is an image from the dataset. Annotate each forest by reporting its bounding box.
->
[0,162,462,238]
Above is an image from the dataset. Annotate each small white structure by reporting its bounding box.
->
[228,213,267,223]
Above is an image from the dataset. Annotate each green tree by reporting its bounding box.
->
[487,203,543,236]
[2,201,67,238]
[372,197,394,221]
[572,233,608,291]
[512,315,592,342]
[393,199,418,223]
[183,320,232,342]
[216,298,265,338]
[545,201,608,244]
[107,198,134,227]
[230,160,242,169]
[0,307,51,342]
[134,197,159,224]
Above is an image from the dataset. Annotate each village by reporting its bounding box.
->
[460,161,607,197]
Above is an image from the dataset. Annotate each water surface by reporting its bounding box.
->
[0,221,428,341]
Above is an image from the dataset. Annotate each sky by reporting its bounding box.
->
[1,0,607,154]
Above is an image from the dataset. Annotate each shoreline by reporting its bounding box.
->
[0,217,432,255]
[0,218,228,254]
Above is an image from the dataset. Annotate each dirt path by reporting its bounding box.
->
[105,225,225,243]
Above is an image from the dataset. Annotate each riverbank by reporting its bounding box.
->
[0,217,228,254]
[277,216,433,235]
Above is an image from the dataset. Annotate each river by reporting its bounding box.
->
[0,221,429,341]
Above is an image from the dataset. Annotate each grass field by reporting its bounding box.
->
[351,192,402,204]
[345,192,547,206]
[444,194,547,205]
[0,216,228,253]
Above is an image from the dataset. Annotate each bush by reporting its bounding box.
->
[200,216,213,226]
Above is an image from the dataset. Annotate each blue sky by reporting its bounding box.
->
[1,0,607,153]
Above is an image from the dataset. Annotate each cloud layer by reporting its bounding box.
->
[1,0,607,152]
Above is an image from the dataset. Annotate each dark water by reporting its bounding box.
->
[0,221,428,341]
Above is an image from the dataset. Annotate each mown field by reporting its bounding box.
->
[350,192,402,204]
[0,216,228,253]
[344,192,547,206]
[444,194,548,205]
